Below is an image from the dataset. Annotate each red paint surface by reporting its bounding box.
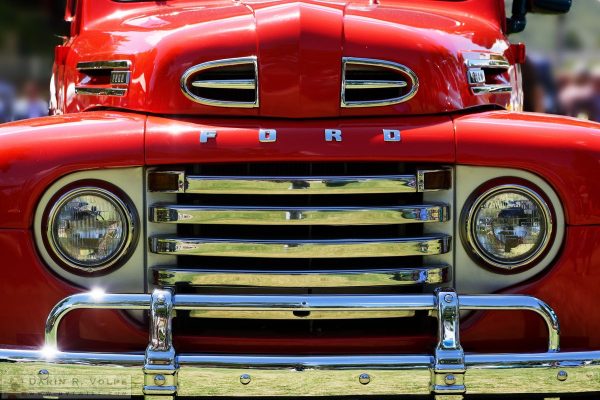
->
[145,115,455,164]
[0,112,145,229]
[55,0,513,118]
[454,111,600,226]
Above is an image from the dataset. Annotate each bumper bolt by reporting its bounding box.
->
[240,374,251,385]
[444,374,456,385]
[38,370,49,380]
[156,294,166,304]
[444,294,453,303]
[154,374,166,386]
[358,373,370,385]
[557,370,568,381]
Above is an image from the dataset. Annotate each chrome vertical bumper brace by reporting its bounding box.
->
[3,289,600,399]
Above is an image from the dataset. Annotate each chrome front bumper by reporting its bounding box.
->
[1,289,600,399]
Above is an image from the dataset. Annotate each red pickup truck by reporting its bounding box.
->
[2,0,600,398]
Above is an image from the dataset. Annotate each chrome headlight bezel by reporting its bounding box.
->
[43,183,139,276]
[461,181,554,272]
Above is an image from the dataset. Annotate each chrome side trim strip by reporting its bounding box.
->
[74,87,128,97]
[149,204,450,225]
[341,57,419,108]
[191,79,256,90]
[76,60,131,71]
[180,56,259,108]
[466,58,510,69]
[471,84,513,95]
[147,168,452,194]
[152,265,450,287]
[149,235,452,258]
[345,79,408,89]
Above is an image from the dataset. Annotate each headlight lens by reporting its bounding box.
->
[464,184,553,271]
[47,187,135,273]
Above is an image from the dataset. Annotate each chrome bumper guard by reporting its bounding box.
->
[1,288,600,399]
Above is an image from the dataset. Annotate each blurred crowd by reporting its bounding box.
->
[523,57,600,121]
[0,80,48,123]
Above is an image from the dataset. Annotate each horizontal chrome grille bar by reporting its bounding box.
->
[152,265,449,287]
[191,79,256,90]
[147,168,451,194]
[149,204,450,225]
[345,79,408,89]
[149,235,451,258]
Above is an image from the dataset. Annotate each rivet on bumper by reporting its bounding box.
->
[557,370,568,381]
[358,373,371,385]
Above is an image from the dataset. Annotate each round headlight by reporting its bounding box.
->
[463,184,553,271]
[46,186,136,274]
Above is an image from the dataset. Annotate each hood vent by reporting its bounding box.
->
[180,57,258,108]
[341,58,419,108]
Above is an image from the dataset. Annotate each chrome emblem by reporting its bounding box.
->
[199,129,402,143]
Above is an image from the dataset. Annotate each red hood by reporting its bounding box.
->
[61,0,513,118]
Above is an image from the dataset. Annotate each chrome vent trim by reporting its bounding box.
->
[180,57,258,108]
[341,57,419,108]
[465,53,512,96]
[75,60,132,97]
[76,60,131,71]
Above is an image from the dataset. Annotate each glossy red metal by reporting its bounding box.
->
[0,112,145,229]
[145,115,455,164]
[454,111,600,226]
[56,0,513,118]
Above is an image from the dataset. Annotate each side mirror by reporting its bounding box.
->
[528,0,572,14]
[507,0,572,34]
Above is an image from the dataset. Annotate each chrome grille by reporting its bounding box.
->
[147,162,453,321]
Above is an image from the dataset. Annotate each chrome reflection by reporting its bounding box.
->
[0,289,574,398]
[341,57,419,107]
[149,204,450,225]
[147,168,452,194]
[463,184,553,271]
[180,57,258,108]
[149,235,452,258]
[152,265,449,288]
